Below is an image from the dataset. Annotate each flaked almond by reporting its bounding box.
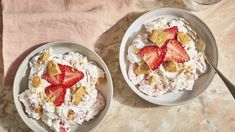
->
[47,60,61,76]
[149,29,170,47]
[72,87,85,106]
[177,32,190,45]
[134,62,149,75]
[32,76,41,88]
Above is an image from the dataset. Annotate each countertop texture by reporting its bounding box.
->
[0,0,235,131]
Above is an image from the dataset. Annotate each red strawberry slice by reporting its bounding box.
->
[45,84,66,106]
[59,125,67,132]
[62,65,84,88]
[164,26,178,40]
[43,64,65,85]
[139,45,167,70]
[165,39,190,63]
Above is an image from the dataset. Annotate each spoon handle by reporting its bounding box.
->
[206,56,235,99]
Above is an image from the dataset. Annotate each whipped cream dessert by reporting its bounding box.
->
[127,17,207,96]
[19,49,106,132]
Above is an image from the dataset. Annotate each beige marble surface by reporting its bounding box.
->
[1,0,235,131]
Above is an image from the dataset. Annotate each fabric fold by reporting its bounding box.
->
[2,0,133,83]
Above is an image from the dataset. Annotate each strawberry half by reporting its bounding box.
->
[164,26,178,40]
[45,84,66,106]
[62,65,84,88]
[43,64,65,85]
[165,39,190,63]
[139,45,167,70]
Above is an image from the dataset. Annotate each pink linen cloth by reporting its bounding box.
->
[2,0,132,84]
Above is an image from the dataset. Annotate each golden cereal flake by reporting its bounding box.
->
[47,60,61,76]
[72,87,86,106]
[134,62,149,75]
[148,75,158,85]
[31,76,42,88]
[177,32,190,45]
[34,104,43,115]
[67,109,76,120]
[132,45,140,54]
[38,50,51,64]
[149,29,170,47]
[163,61,179,72]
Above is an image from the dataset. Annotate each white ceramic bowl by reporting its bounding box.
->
[13,41,113,131]
[119,8,218,105]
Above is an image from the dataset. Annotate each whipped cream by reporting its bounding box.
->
[19,49,106,132]
[127,17,207,96]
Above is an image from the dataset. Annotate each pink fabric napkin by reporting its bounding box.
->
[2,0,132,84]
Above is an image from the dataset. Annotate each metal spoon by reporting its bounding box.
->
[179,18,235,99]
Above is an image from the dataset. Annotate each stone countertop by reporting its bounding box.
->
[0,0,235,131]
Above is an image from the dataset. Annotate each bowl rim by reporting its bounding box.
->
[13,40,113,131]
[119,7,218,106]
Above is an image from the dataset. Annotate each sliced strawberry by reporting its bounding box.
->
[43,64,65,85]
[165,39,190,63]
[139,45,167,70]
[60,127,67,132]
[59,124,67,132]
[61,65,84,88]
[45,84,66,106]
[164,26,178,40]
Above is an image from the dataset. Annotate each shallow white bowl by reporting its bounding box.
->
[13,41,113,131]
[119,8,218,105]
